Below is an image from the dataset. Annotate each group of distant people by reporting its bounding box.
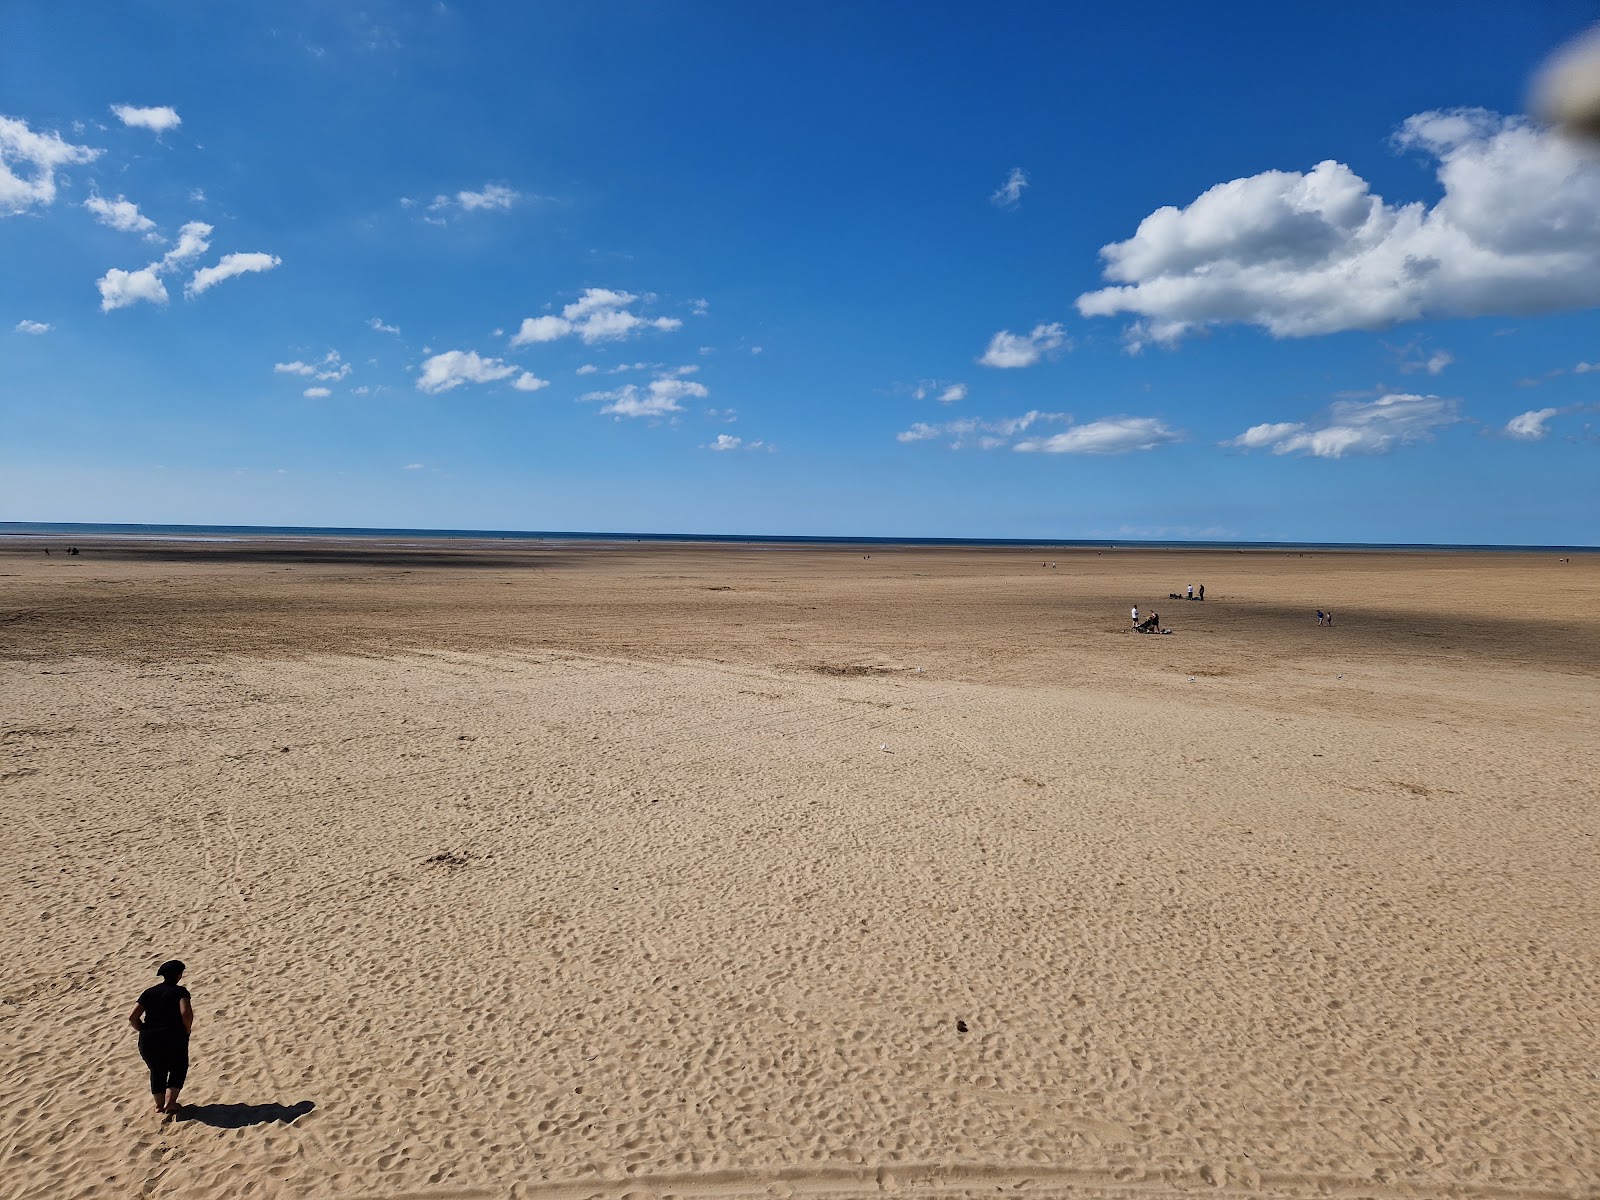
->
[1129,605,1171,634]
[43,546,82,556]
[1167,583,1204,601]
[1316,609,1335,626]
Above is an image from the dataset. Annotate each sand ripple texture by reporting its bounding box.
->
[1,543,1597,1200]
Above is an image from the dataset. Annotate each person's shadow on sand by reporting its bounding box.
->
[175,1100,315,1128]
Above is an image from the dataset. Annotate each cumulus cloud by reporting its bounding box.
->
[511,372,549,392]
[97,265,168,311]
[186,251,281,298]
[990,167,1029,209]
[84,194,157,236]
[0,114,100,215]
[303,386,331,398]
[897,410,1066,450]
[111,104,181,133]
[1505,407,1561,439]
[582,372,708,419]
[368,317,400,335]
[510,288,683,347]
[14,319,51,334]
[416,349,518,394]
[1015,416,1181,455]
[575,364,599,375]
[1225,393,1461,457]
[978,322,1067,368]
[1078,109,1600,347]
[96,220,215,311]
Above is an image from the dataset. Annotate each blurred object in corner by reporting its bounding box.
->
[1532,24,1600,139]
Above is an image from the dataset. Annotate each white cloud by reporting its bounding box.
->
[911,379,968,403]
[404,463,424,469]
[897,410,1066,450]
[512,315,570,344]
[978,322,1067,368]
[1505,407,1560,440]
[277,351,349,381]
[97,265,168,311]
[416,349,518,394]
[511,371,549,392]
[84,194,156,236]
[1225,393,1461,457]
[111,105,181,133]
[161,221,211,268]
[303,386,331,398]
[582,372,708,418]
[575,364,599,375]
[0,114,100,215]
[368,317,400,335]
[423,183,520,217]
[186,251,281,298]
[990,167,1029,209]
[704,433,771,452]
[1078,109,1600,346]
[1229,421,1306,449]
[1574,361,1600,374]
[14,319,51,334]
[510,288,683,347]
[1015,416,1181,455]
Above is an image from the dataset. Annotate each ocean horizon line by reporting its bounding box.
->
[2,521,1595,554]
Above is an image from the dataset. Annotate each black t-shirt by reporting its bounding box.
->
[138,982,190,1036]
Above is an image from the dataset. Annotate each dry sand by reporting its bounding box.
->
[2,538,1597,1200]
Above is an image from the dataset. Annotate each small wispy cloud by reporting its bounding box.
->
[274,351,349,381]
[13,319,52,335]
[1016,416,1181,455]
[84,193,157,237]
[989,167,1029,209]
[186,251,281,298]
[1225,393,1460,458]
[898,410,1066,450]
[111,104,181,133]
[581,369,708,419]
[978,323,1067,368]
[704,433,772,452]
[510,288,683,347]
[368,317,400,335]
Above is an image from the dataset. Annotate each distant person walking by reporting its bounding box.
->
[1197,584,1204,601]
[1316,610,1326,626]
[1131,605,1139,627]
[129,959,193,1115]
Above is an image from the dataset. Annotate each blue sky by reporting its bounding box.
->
[2,2,1598,543]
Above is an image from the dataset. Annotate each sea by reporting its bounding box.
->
[1,522,1593,554]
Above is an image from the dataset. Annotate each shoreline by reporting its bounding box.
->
[3,521,1596,554]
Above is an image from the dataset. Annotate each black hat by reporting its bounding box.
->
[157,959,185,980]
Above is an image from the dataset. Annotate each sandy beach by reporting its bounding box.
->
[2,538,1596,1200]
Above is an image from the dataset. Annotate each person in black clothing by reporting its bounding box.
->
[128,959,193,1115]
